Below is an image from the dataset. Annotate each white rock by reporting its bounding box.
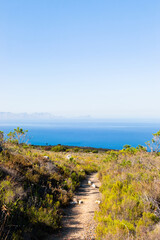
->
[88,180,92,185]
[44,156,49,160]
[95,200,101,204]
[66,154,72,160]
[78,200,83,204]
[91,183,96,188]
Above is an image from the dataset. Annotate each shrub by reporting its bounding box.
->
[73,148,79,152]
[51,145,67,152]
[92,149,98,153]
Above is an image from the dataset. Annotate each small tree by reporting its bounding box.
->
[146,130,160,153]
[14,127,28,144]
[7,127,28,144]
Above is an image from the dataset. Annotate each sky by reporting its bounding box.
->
[0,0,160,119]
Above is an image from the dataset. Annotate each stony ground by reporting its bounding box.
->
[46,173,101,240]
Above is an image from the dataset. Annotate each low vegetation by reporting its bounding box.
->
[95,143,160,240]
[0,128,102,239]
[0,128,160,239]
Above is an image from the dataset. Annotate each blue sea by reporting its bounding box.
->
[0,121,160,150]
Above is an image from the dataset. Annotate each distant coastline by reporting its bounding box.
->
[33,144,115,152]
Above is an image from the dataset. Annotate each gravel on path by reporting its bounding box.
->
[46,173,101,240]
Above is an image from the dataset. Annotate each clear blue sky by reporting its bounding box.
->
[0,0,160,119]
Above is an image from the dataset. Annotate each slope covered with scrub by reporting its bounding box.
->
[0,130,102,240]
[96,146,160,240]
[1,128,160,240]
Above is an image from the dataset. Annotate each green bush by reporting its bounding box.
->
[92,149,98,153]
[51,145,67,152]
[73,148,79,152]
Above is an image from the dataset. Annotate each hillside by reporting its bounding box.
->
[0,129,160,239]
[96,148,160,240]
[0,134,102,239]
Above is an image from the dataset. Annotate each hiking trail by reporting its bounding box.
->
[47,173,101,240]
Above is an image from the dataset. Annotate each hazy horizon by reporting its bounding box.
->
[1,111,160,124]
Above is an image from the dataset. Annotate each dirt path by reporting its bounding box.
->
[47,173,101,240]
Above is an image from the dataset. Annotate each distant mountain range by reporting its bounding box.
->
[0,112,63,122]
[0,112,93,122]
[0,112,158,123]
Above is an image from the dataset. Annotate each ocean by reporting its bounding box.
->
[0,121,159,150]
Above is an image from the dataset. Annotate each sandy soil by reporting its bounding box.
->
[46,173,101,240]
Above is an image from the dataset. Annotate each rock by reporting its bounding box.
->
[88,180,92,185]
[44,156,49,160]
[70,198,83,204]
[73,197,78,203]
[95,200,101,204]
[45,161,58,173]
[91,184,96,188]
[66,154,72,160]
[70,201,77,205]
